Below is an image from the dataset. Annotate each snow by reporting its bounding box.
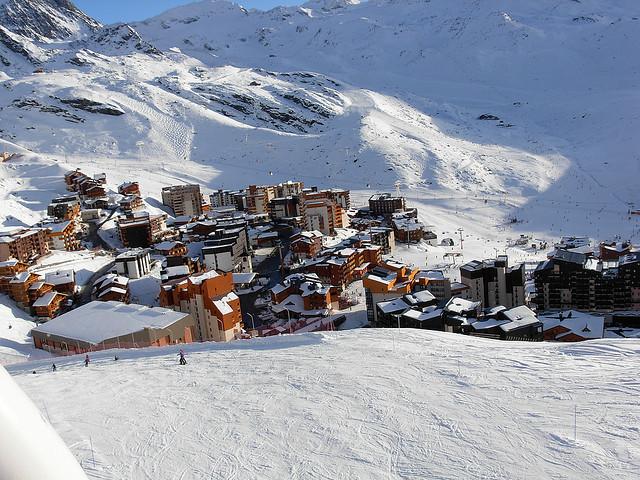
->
[31,251,114,286]
[0,294,51,365]
[31,301,188,345]
[6,330,640,479]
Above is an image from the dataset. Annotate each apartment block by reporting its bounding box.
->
[117,212,168,248]
[160,270,242,342]
[161,184,203,217]
[460,256,525,309]
[0,228,50,263]
[369,193,406,216]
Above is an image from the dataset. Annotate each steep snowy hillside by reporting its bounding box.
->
[0,0,638,246]
[10,330,640,479]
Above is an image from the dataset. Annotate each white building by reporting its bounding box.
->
[115,249,152,279]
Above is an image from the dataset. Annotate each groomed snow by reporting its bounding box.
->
[9,330,640,479]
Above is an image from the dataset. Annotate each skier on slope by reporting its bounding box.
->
[52,363,56,372]
[84,354,90,367]
[178,349,187,365]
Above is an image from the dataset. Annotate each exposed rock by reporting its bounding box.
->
[59,98,125,116]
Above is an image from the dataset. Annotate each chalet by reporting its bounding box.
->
[442,297,481,333]
[290,230,323,259]
[118,181,141,197]
[44,270,76,294]
[303,246,381,289]
[375,290,441,330]
[93,273,130,303]
[28,281,54,305]
[154,241,188,258]
[270,273,338,318]
[32,291,67,321]
[8,271,42,308]
[118,195,144,213]
[471,305,543,341]
[47,195,81,221]
[392,216,427,244]
[0,260,29,294]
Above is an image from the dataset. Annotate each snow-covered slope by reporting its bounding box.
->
[9,330,640,479]
[0,0,639,246]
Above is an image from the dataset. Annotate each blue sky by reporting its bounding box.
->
[75,1,302,24]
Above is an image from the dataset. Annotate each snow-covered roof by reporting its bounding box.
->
[97,287,128,297]
[10,272,35,284]
[539,311,604,340]
[472,318,511,330]
[445,297,480,314]
[32,291,63,308]
[233,272,257,284]
[32,301,190,345]
[164,265,190,277]
[154,241,183,251]
[402,307,442,322]
[377,298,409,314]
[212,292,238,316]
[189,270,221,285]
[44,270,75,286]
[116,248,149,260]
[404,290,436,305]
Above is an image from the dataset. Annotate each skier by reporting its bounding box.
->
[114,355,119,361]
[52,363,57,372]
[84,354,90,367]
[178,349,187,365]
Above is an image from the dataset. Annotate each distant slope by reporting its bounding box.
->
[0,0,638,246]
[11,330,640,479]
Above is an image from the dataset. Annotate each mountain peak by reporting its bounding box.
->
[0,0,100,42]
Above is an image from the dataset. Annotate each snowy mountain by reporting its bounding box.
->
[0,0,639,246]
[9,329,640,479]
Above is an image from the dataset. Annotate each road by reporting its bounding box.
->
[240,240,290,329]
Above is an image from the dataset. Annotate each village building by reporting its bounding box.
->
[246,184,278,215]
[115,249,152,279]
[392,216,427,244]
[118,181,141,197]
[302,245,381,289]
[302,197,346,235]
[365,227,395,254]
[0,260,29,294]
[270,273,338,318]
[161,184,203,217]
[159,270,243,342]
[154,241,188,258]
[369,193,406,217]
[414,270,451,302]
[363,261,435,325]
[442,297,481,333]
[539,310,605,342]
[80,209,102,222]
[471,305,543,341]
[27,281,54,306]
[93,273,130,303]
[0,228,50,263]
[375,290,441,330]
[460,256,525,309]
[201,219,252,273]
[210,189,241,209]
[31,301,194,354]
[599,241,633,261]
[44,270,76,294]
[118,195,144,213]
[32,291,67,321]
[290,230,324,259]
[533,250,640,311]
[45,221,80,251]
[117,212,168,248]
[47,195,81,221]
[268,196,300,221]
[8,271,42,308]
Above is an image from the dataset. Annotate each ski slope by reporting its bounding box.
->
[10,330,640,479]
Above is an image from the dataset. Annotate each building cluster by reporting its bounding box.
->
[0,260,73,321]
[7,166,640,359]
